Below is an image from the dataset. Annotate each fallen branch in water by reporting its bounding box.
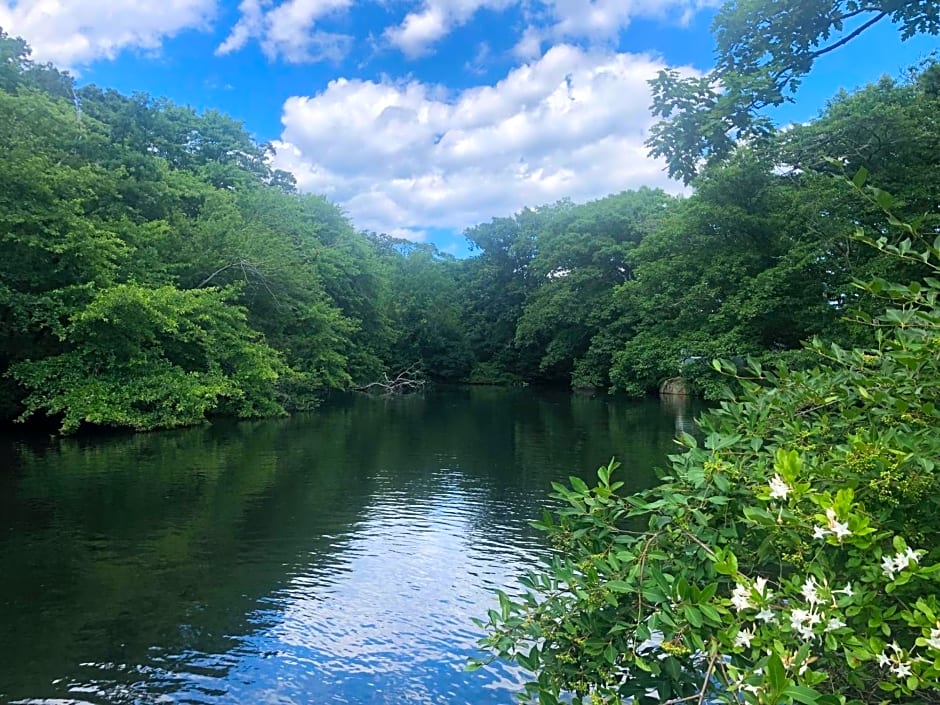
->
[354,365,426,395]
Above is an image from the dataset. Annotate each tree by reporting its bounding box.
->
[647,0,940,183]
[0,31,395,429]
[0,28,73,98]
[383,241,473,380]
[476,190,940,705]
[609,153,811,396]
[610,64,939,398]
[11,284,286,432]
[460,207,546,382]
[513,189,673,388]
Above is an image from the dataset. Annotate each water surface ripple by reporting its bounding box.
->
[0,387,698,704]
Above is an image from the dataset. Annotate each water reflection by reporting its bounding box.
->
[660,392,700,438]
[0,388,702,704]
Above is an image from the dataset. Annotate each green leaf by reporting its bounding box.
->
[683,605,703,628]
[606,581,634,594]
[767,653,787,696]
[784,686,821,704]
[851,166,869,189]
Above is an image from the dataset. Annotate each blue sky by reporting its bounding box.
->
[1,1,935,253]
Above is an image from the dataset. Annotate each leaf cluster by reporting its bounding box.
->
[476,199,940,704]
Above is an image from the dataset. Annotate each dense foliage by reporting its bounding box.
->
[459,68,938,396]
[0,30,403,431]
[472,2,940,703]
[475,189,940,704]
[646,0,940,183]
[1,14,938,432]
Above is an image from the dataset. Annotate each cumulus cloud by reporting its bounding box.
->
[384,0,513,58]
[0,0,217,67]
[272,44,693,235]
[217,0,353,63]
[386,0,719,59]
[542,0,719,43]
[216,0,718,63]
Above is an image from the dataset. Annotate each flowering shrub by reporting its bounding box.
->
[474,190,940,704]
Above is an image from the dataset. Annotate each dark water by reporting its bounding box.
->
[0,387,699,705]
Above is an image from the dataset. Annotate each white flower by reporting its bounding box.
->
[801,576,821,605]
[833,582,854,598]
[768,474,791,500]
[790,609,816,640]
[830,520,851,539]
[826,617,846,632]
[789,605,825,640]
[927,626,940,650]
[877,644,914,681]
[734,627,754,649]
[813,525,828,540]
[755,608,776,623]
[731,583,754,612]
[892,661,912,679]
[823,507,851,540]
[754,576,770,597]
[901,547,920,568]
[790,608,811,626]
[883,546,921,580]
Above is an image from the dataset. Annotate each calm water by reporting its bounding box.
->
[0,387,699,705]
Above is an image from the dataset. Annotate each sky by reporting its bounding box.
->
[0,1,936,254]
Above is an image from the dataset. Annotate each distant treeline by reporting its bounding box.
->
[1,28,937,432]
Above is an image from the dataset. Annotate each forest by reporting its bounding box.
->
[6,1,940,702]
[0,28,938,432]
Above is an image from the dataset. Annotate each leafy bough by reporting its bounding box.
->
[473,190,940,704]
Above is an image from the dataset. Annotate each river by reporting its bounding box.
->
[0,386,700,704]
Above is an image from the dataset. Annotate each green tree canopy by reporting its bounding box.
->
[647,0,940,183]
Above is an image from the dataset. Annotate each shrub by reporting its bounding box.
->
[475,192,940,704]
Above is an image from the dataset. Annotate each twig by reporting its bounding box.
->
[660,650,718,705]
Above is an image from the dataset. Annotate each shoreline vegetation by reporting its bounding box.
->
[476,180,940,705]
[3,0,940,701]
[471,1,940,703]
[2,3,940,436]
[2,25,937,433]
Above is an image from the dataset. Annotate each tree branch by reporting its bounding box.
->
[354,365,427,395]
[809,11,888,61]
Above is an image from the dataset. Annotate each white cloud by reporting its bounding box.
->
[216,0,717,64]
[384,6,448,57]
[217,0,354,63]
[513,26,543,60]
[464,41,492,74]
[384,0,512,58]
[543,0,720,42]
[385,0,719,59]
[216,0,266,55]
[0,0,217,67]
[272,44,692,235]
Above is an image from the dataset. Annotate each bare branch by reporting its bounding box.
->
[354,365,427,395]
[809,11,888,61]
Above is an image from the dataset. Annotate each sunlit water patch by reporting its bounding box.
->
[0,387,701,704]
